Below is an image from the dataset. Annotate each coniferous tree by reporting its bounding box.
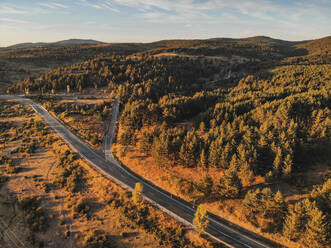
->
[193,205,209,234]
[179,131,200,167]
[199,122,206,132]
[198,173,213,198]
[199,149,207,168]
[283,199,312,241]
[282,154,293,180]
[302,208,329,248]
[132,182,144,205]
[273,147,282,177]
[208,141,220,168]
[218,167,242,199]
[138,130,153,154]
[151,134,170,167]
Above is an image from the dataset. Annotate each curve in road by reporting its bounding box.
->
[0,95,282,248]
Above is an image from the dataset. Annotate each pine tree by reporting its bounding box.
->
[198,174,213,198]
[138,130,153,154]
[273,147,282,177]
[282,154,293,180]
[151,134,170,167]
[199,122,206,132]
[132,182,144,205]
[179,131,200,167]
[310,178,331,213]
[193,205,209,234]
[283,199,312,241]
[218,167,242,199]
[269,190,287,230]
[208,141,220,168]
[199,149,207,168]
[302,208,329,248]
[220,142,231,168]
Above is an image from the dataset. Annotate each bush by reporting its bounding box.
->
[18,195,48,232]
[72,200,91,219]
[53,162,84,193]
[82,230,114,248]
[5,160,19,174]
[0,175,8,188]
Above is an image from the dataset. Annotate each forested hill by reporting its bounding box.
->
[2,35,330,89]
[145,36,305,59]
[5,39,105,49]
[5,35,331,247]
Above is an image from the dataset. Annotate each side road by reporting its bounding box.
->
[0,95,282,248]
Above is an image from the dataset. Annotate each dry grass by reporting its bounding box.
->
[0,106,160,248]
[114,127,311,248]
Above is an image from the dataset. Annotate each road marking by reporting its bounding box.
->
[0,95,272,248]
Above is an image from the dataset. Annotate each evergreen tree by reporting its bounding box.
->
[119,127,135,146]
[151,135,170,167]
[198,149,207,168]
[283,199,312,241]
[218,167,242,199]
[220,142,232,168]
[282,154,293,180]
[199,122,206,132]
[273,147,282,177]
[193,205,209,234]
[243,188,287,231]
[138,130,153,154]
[198,174,213,198]
[302,208,329,248]
[132,182,144,205]
[208,141,220,168]
[310,178,331,213]
[179,131,200,167]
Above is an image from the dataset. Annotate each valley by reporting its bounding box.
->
[0,35,330,248]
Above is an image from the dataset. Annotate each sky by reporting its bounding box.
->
[1,0,330,47]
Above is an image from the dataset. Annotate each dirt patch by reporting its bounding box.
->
[0,105,160,248]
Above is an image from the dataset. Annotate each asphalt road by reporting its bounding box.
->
[103,98,119,162]
[0,95,281,248]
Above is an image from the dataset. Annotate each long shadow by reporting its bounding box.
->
[109,152,285,248]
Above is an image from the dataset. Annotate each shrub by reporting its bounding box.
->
[82,230,114,248]
[18,195,48,232]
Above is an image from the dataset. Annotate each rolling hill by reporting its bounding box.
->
[6,38,104,49]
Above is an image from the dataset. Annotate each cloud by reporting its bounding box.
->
[39,2,69,9]
[80,0,120,13]
[0,18,30,24]
[105,0,331,26]
[0,6,29,14]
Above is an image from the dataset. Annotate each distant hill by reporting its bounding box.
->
[7,39,104,49]
[148,36,302,48]
[143,36,310,59]
[295,35,331,55]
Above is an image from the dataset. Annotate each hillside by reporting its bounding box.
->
[6,39,104,49]
[1,35,329,89]
[284,36,331,64]
[0,100,212,248]
[145,36,306,59]
[2,34,331,248]
[0,42,148,87]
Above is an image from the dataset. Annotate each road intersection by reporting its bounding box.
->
[0,95,281,248]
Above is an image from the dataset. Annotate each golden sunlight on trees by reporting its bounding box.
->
[132,182,144,205]
[193,204,209,234]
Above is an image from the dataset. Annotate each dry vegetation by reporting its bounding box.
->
[3,35,331,248]
[0,100,218,248]
[114,130,305,248]
[36,97,115,150]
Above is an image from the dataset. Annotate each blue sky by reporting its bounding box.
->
[1,0,330,46]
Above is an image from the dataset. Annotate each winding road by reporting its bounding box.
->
[0,95,281,248]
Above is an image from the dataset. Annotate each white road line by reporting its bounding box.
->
[0,95,272,248]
